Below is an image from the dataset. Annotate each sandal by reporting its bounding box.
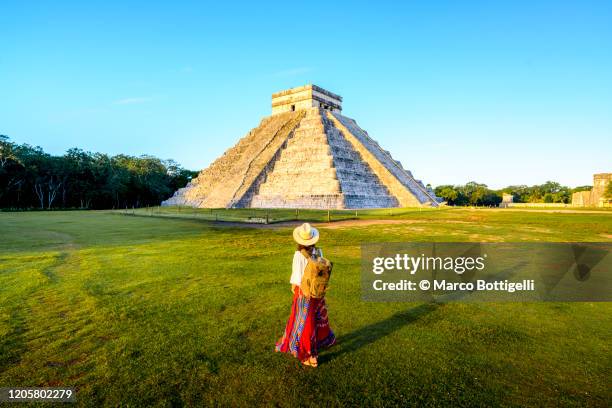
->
[302,357,318,367]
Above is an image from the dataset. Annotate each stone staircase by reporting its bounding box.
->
[162,111,303,207]
[250,108,345,208]
[249,108,398,209]
[329,112,439,206]
[323,113,398,208]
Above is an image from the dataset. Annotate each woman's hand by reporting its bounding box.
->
[292,284,298,293]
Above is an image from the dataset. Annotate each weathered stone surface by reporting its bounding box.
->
[499,193,514,208]
[163,85,440,209]
[571,173,612,207]
[572,190,591,206]
[272,84,342,115]
[328,112,439,206]
[163,111,304,207]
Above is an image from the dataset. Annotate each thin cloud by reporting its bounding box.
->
[273,67,312,77]
[113,97,152,105]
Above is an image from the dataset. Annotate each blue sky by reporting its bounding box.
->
[1,1,610,188]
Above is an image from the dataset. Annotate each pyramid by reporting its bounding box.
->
[163,85,439,209]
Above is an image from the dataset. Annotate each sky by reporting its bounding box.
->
[1,0,611,189]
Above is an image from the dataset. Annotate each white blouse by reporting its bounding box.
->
[290,249,323,285]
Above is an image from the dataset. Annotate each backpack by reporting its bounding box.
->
[299,249,333,299]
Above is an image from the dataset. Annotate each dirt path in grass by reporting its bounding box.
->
[210,220,301,229]
[211,219,443,230]
[40,230,80,283]
[316,219,429,229]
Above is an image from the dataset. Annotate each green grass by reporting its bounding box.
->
[112,204,611,225]
[0,210,611,406]
[115,205,444,223]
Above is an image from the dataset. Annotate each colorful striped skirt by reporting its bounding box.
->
[275,287,336,361]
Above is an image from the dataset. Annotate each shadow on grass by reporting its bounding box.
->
[319,302,440,364]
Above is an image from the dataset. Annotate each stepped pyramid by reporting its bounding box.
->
[163,85,439,209]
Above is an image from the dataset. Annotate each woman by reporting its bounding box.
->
[275,223,336,367]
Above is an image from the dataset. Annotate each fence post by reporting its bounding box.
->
[266,210,269,224]
[296,209,299,220]
[327,210,331,223]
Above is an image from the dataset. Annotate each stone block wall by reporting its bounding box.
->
[571,173,611,207]
[272,84,342,115]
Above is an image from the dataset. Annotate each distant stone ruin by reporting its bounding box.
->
[163,84,440,209]
[572,173,612,207]
[499,193,514,208]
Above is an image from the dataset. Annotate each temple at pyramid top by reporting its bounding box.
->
[163,85,440,209]
[272,84,342,114]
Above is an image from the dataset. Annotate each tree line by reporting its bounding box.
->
[0,135,196,210]
[434,181,594,207]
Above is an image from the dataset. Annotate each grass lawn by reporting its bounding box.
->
[112,205,612,225]
[0,209,611,406]
[115,205,446,223]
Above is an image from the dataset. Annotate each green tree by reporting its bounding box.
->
[434,182,500,206]
[434,185,459,204]
[0,135,25,203]
[0,135,194,209]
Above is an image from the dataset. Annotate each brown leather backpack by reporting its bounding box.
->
[299,249,333,299]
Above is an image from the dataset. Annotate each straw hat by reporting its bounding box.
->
[293,223,319,246]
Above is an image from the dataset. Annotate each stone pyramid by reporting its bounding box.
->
[163,85,439,209]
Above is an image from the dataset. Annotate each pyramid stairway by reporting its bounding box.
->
[251,109,397,208]
[163,111,304,208]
